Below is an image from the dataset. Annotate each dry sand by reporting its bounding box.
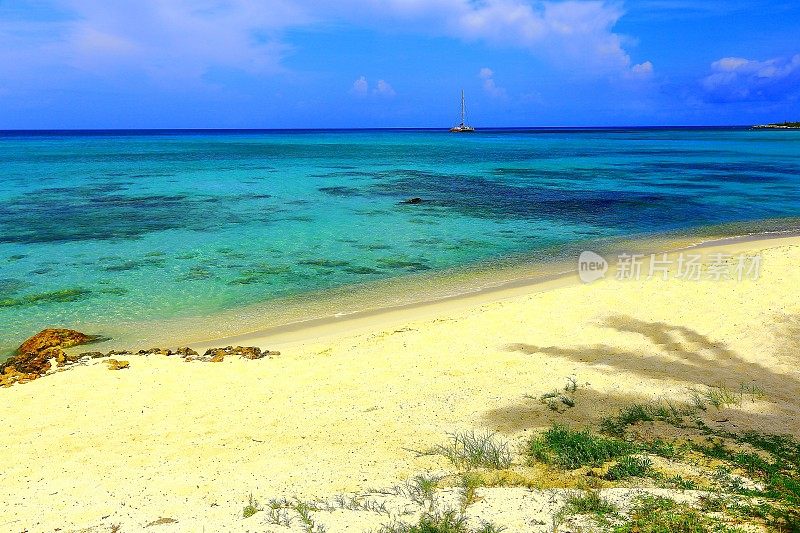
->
[1,235,799,532]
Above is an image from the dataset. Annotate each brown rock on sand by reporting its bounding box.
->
[2,347,63,376]
[0,328,100,387]
[176,345,280,362]
[197,346,281,362]
[105,359,130,371]
[17,328,96,355]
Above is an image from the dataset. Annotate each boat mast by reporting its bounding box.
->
[460,90,466,125]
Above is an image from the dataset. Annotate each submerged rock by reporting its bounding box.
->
[401,197,423,204]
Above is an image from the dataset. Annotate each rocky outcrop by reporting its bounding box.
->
[2,331,279,388]
[2,347,61,377]
[1,328,101,387]
[17,328,99,356]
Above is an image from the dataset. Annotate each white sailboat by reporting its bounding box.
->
[449,90,475,133]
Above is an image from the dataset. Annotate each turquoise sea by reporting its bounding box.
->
[1,127,799,356]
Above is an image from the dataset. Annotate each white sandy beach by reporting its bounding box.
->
[1,235,799,532]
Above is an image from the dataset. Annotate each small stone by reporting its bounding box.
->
[79,351,107,359]
[105,359,130,371]
[235,346,263,359]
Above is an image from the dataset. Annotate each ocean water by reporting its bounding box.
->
[1,127,799,355]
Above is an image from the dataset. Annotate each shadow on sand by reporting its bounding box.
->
[483,314,800,435]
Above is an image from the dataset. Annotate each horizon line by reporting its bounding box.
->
[0,125,761,133]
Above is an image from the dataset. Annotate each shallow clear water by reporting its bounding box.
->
[1,127,799,354]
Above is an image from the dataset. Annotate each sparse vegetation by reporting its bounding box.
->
[526,424,634,469]
[435,431,513,470]
[406,474,442,506]
[459,472,482,510]
[604,456,653,480]
[534,377,579,411]
[539,390,559,400]
[642,438,681,459]
[600,401,696,437]
[686,383,766,412]
[378,510,505,533]
[555,490,619,529]
[252,391,799,533]
[598,399,800,531]
[242,493,261,518]
[263,497,325,532]
[616,494,740,533]
[565,377,578,393]
[331,494,392,515]
[664,475,698,490]
[692,384,741,410]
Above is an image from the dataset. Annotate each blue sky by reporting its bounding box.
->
[1,0,799,128]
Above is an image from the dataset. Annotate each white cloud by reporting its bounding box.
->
[712,57,752,72]
[478,67,507,98]
[702,54,800,102]
[707,55,800,80]
[0,0,308,88]
[629,60,654,78]
[351,76,395,97]
[483,78,507,98]
[374,79,396,96]
[352,76,369,95]
[310,0,650,77]
[0,0,650,91]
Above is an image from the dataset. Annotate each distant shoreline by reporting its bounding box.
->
[752,122,800,129]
